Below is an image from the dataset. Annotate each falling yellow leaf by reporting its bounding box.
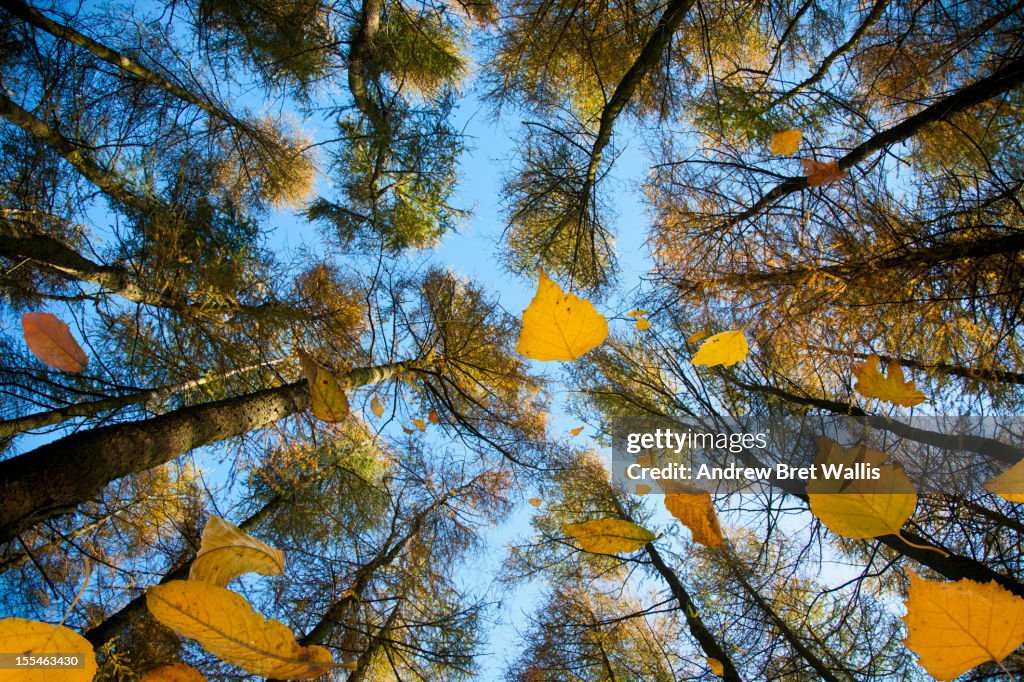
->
[413,418,427,431]
[806,439,917,540]
[687,330,710,344]
[370,395,385,419]
[562,519,655,554]
[428,410,440,423]
[0,618,98,681]
[146,581,333,680]
[770,129,802,156]
[664,490,725,548]
[801,158,848,186]
[903,571,1024,680]
[984,459,1024,503]
[297,350,349,423]
[570,426,584,436]
[852,355,927,407]
[139,663,207,681]
[691,330,748,367]
[635,318,651,331]
[22,312,89,373]
[627,309,648,317]
[707,657,725,676]
[635,484,652,496]
[528,498,543,508]
[516,270,608,361]
[189,516,284,588]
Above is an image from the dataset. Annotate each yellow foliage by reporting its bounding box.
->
[852,355,927,407]
[664,490,725,548]
[770,129,802,156]
[297,350,350,422]
[0,618,97,681]
[516,270,608,361]
[189,516,284,587]
[983,458,1024,503]
[146,581,333,680]
[903,571,1024,680]
[691,330,748,367]
[562,519,655,554]
[807,439,917,539]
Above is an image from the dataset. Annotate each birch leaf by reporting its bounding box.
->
[297,350,349,422]
[983,459,1024,503]
[22,313,88,373]
[691,330,748,367]
[852,355,927,407]
[562,519,655,554]
[189,516,284,587]
[770,129,802,155]
[146,581,333,680]
[664,490,725,548]
[516,270,608,361]
[370,395,385,419]
[903,571,1024,680]
[0,618,97,682]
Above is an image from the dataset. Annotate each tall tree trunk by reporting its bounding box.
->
[0,358,287,440]
[0,358,422,544]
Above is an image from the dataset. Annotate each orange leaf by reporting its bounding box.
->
[428,410,440,423]
[664,489,725,548]
[413,418,427,431]
[140,663,207,681]
[527,498,542,508]
[635,318,651,331]
[570,426,584,436]
[770,129,802,156]
[22,312,88,373]
[801,158,847,186]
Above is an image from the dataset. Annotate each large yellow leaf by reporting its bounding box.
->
[852,355,927,407]
[562,519,655,554]
[297,350,349,422]
[189,516,284,587]
[139,663,207,681]
[664,489,725,548]
[146,581,333,680]
[707,657,725,676]
[770,129,802,156]
[635,318,651,331]
[807,439,917,539]
[903,571,1024,680]
[22,312,88,373]
[0,618,97,681]
[691,330,748,367]
[984,458,1024,503]
[516,270,608,361]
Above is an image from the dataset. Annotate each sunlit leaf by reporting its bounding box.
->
[370,395,385,419]
[146,581,333,680]
[0,618,97,681]
[562,519,655,554]
[627,309,648,317]
[664,488,725,548]
[903,571,1024,680]
[189,516,284,588]
[413,418,427,431]
[983,459,1024,503]
[570,426,584,436]
[691,330,748,367]
[516,270,608,361]
[707,658,725,676]
[22,313,88,373]
[635,318,651,331]
[801,158,847,186]
[770,129,802,156]
[297,350,349,422]
[852,355,927,407]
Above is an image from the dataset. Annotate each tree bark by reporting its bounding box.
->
[0,359,421,544]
